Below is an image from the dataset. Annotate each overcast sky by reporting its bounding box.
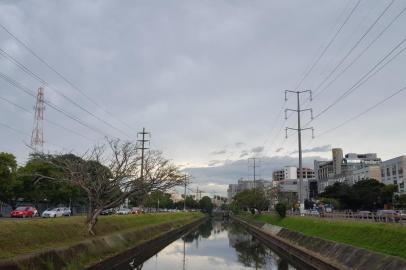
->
[1,0,406,196]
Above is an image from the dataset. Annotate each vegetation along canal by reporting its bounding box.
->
[112,219,301,270]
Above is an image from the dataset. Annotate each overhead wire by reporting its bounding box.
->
[0,23,135,134]
[313,3,406,100]
[317,84,406,138]
[293,0,361,91]
[312,36,406,121]
[0,48,132,139]
[0,95,94,142]
[312,0,396,97]
[0,71,115,138]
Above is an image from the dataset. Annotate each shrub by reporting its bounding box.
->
[275,203,286,218]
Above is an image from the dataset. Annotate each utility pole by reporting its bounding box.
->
[137,127,150,181]
[31,87,45,152]
[183,174,188,211]
[285,90,314,213]
[248,157,260,191]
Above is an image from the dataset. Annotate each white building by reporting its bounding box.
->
[380,156,406,193]
[273,166,314,181]
[227,179,272,201]
[347,166,381,185]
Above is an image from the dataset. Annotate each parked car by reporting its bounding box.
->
[10,206,37,218]
[116,208,131,215]
[396,210,406,220]
[131,207,143,215]
[377,210,400,222]
[42,207,71,218]
[100,208,116,215]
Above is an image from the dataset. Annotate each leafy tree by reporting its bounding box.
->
[17,156,85,207]
[319,179,397,211]
[381,184,398,206]
[275,203,286,218]
[304,199,313,210]
[233,189,269,214]
[143,191,174,209]
[352,179,384,210]
[199,196,213,214]
[0,152,21,209]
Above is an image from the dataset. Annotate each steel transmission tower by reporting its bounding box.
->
[248,157,260,191]
[31,87,45,152]
[137,127,150,180]
[284,90,314,211]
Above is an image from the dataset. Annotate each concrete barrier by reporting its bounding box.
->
[233,216,406,270]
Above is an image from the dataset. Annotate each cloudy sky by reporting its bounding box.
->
[1,0,406,196]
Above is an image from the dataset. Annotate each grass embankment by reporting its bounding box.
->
[0,212,203,259]
[245,214,406,260]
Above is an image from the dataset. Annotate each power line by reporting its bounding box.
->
[313,36,406,121]
[314,4,406,99]
[293,0,361,91]
[0,94,93,141]
[318,84,406,137]
[0,48,132,139]
[313,0,396,96]
[0,71,114,137]
[0,23,135,133]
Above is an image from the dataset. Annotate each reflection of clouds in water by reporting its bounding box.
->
[136,221,296,270]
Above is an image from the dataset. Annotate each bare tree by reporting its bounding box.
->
[39,139,184,235]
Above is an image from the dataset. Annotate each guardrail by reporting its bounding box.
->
[288,211,406,225]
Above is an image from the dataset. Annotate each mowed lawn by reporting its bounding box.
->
[0,212,202,259]
[250,214,406,260]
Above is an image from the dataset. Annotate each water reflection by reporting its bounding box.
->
[129,220,297,270]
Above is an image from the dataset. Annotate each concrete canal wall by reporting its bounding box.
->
[233,216,406,270]
[0,216,206,270]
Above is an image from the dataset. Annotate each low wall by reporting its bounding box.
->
[0,216,206,270]
[233,216,406,270]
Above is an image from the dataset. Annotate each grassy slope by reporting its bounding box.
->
[0,212,202,259]
[248,214,406,260]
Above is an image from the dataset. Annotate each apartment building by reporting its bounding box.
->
[380,156,406,193]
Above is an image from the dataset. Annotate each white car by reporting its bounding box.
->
[116,208,131,215]
[42,207,71,218]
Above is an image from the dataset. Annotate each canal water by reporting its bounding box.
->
[121,219,299,270]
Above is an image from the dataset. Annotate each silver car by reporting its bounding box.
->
[41,207,71,218]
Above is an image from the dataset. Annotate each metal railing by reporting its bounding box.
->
[288,210,406,225]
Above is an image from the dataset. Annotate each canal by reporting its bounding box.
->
[115,219,300,270]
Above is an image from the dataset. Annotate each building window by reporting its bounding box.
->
[394,180,398,185]
[381,169,385,177]
[399,167,403,175]
[387,167,390,176]
[393,166,397,176]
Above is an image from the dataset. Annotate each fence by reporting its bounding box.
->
[0,201,88,217]
[288,210,406,225]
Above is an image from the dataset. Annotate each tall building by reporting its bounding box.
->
[315,148,382,193]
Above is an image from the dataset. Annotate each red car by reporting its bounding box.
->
[10,206,37,218]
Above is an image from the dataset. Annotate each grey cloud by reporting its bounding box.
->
[276,147,283,153]
[291,145,332,155]
[211,149,227,155]
[208,160,223,167]
[239,150,249,158]
[235,142,245,147]
[251,146,264,153]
